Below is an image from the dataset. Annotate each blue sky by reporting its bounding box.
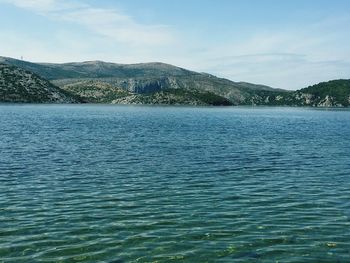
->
[0,0,349,89]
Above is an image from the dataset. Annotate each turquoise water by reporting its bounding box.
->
[1,105,350,262]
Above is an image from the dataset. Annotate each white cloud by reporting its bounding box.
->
[0,0,349,90]
[181,19,350,89]
[0,0,75,13]
[1,0,174,46]
[61,8,173,46]
[0,29,97,62]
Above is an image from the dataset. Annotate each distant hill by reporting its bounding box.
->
[0,56,349,107]
[298,79,350,106]
[0,56,283,105]
[0,57,194,79]
[250,79,350,107]
[0,63,80,103]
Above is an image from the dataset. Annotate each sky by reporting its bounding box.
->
[0,0,349,90]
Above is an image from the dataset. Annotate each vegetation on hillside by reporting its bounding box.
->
[0,63,80,103]
[0,56,282,105]
[1,56,349,107]
[299,79,350,106]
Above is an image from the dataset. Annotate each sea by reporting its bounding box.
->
[1,104,350,262]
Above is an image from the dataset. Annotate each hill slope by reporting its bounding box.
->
[250,79,350,107]
[1,56,349,107]
[298,79,350,107]
[0,56,283,105]
[61,80,233,106]
[0,64,80,103]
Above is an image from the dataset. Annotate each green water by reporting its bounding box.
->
[1,105,350,262]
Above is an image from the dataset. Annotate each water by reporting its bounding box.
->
[1,105,350,262]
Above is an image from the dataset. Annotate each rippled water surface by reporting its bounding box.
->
[1,105,350,262]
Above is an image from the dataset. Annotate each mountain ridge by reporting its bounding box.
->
[0,56,284,105]
[0,56,349,107]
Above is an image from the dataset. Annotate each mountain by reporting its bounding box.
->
[0,63,80,103]
[0,57,194,79]
[1,56,349,107]
[0,56,283,105]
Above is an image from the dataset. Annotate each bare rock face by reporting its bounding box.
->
[0,64,80,103]
[301,93,314,105]
[318,95,333,107]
